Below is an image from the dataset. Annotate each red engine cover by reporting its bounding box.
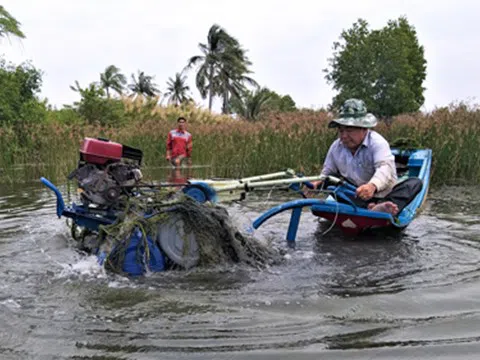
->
[80,138,123,165]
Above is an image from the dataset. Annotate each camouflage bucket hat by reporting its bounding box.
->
[328,99,378,128]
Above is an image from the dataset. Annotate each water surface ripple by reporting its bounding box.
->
[1,182,480,359]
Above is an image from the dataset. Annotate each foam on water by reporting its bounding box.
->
[57,255,107,279]
[0,299,22,309]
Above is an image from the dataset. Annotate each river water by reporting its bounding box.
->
[1,168,480,359]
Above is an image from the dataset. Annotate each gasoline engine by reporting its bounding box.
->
[68,137,144,208]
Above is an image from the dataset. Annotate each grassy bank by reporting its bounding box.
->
[1,102,479,185]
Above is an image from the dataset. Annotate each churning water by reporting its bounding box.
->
[1,172,480,360]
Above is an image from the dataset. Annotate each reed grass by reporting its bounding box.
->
[1,102,479,185]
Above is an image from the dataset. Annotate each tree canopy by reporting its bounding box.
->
[0,59,45,126]
[0,6,25,40]
[164,72,192,106]
[129,71,160,97]
[100,65,127,98]
[185,24,257,112]
[230,87,297,121]
[69,80,126,125]
[324,17,427,118]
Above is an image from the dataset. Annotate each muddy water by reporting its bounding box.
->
[1,169,480,359]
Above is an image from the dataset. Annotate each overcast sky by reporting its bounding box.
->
[1,0,478,112]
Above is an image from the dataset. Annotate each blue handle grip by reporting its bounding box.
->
[342,182,358,192]
[303,181,315,189]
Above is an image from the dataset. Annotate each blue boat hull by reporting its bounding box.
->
[252,148,432,246]
[311,148,431,235]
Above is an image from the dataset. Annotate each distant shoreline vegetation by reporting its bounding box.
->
[1,7,477,185]
[0,100,479,186]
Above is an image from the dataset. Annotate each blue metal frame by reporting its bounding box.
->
[41,177,65,218]
[41,177,166,276]
[251,181,365,247]
[252,199,325,248]
[41,176,227,235]
[41,177,118,231]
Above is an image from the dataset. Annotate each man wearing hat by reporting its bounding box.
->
[310,98,422,216]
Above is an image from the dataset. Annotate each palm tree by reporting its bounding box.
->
[215,45,258,113]
[164,72,192,106]
[69,80,105,100]
[100,65,127,98]
[185,24,240,110]
[230,87,273,121]
[128,71,160,97]
[69,80,82,93]
[0,6,25,40]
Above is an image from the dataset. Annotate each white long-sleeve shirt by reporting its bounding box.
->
[321,130,397,197]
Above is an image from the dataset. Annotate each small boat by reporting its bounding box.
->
[251,148,432,247]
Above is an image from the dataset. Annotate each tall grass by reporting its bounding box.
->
[1,102,479,185]
[380,104,480,184]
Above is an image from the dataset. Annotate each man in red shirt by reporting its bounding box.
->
[166,117,192,167]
